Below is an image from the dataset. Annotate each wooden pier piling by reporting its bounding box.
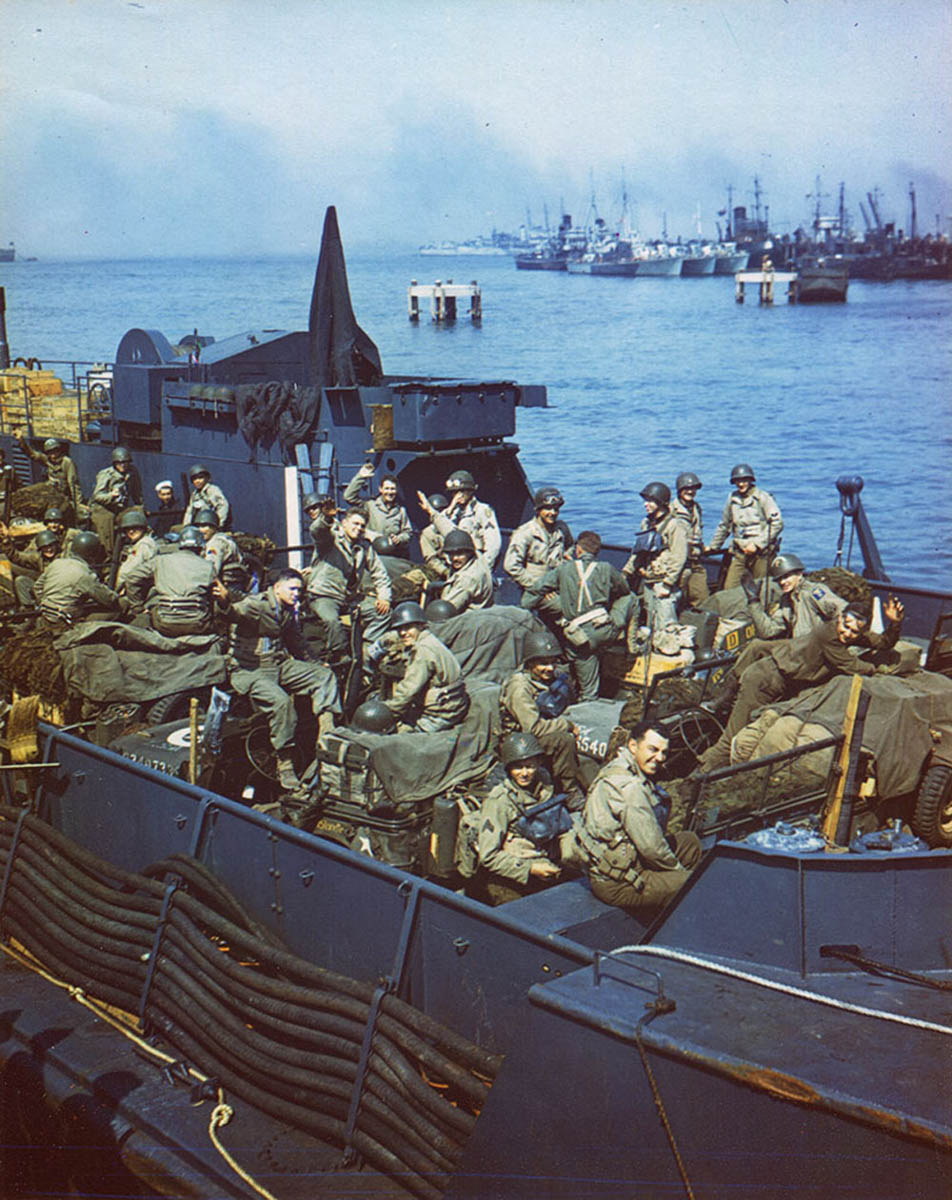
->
[407,279,482,323]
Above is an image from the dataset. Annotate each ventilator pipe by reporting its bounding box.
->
[835,474,864,516]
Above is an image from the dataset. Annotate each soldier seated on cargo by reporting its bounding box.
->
[306,506,391,661]
[183,463,231,529]
[115,509,158,589]
[13,431,83,513]
[499,628,588,795]
[122,526,221,637]
[343,464,412,559]
[503,486,573,613]
[748,553,846,642]
[417,468,502,568]
[302,491,339,565]
[418,493,450,578]
[33,531,122,630]
[574,720,702,917]
[456,732,565,906]
[9,528,62,606]
[380,602,469,733]
[439,529,494,613]
[193,507,247,594]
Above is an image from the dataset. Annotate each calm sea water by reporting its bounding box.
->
[2,252,950,585]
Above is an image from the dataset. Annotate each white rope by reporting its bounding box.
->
[609,944,952,1036]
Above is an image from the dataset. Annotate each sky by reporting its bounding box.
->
[2,0,950,257]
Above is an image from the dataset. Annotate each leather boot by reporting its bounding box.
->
[276,754,301,792]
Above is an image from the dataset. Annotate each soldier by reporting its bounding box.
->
[500,629,587,793]
[34,531,121,629]
[183,463,230,528]
[13,528,62,606]
[748,553,846,641]
[503,486,573,613]
[90,447,141,553]
[576,719,702,916]
[671,471,709,607]
[115,509,158,589]
[705,463,783,591]
[218,568,340,794]
[417,468,501,567]
[381,601,469,732]
[343,464,412,558]
[13,432,83,512]
[623,481,688,630]
[440,529,494,613]
[152,480,180,537]
[467,731,563,905]
[2,506,78,574]
[419,493,450,578]
[192,507,246,593]
[122,526,220,637]
[524,531,635,701]
[699,598,905,771]
[306,507,391,660]
[302,491,339,565]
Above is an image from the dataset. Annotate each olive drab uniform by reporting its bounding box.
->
[122,549,219,637]
[307,531,392,657]
[701,615,902,770]
[116,532,158,589]
[749,578,846,641]
[385,628,469,733]
[19,442,83,512]
[224,587,340,754]
[343,473,413,556]
[503,516,573,618]
[33,558,120,628]
[204,531,247,592]
[472,774,560,904]
[708,486,783,590]
[90,464,142,553]
[627,510,688,629]
[500,667,585,791]
[441,554,494,613]
[525,553,635,701]
[184,482,231,528]
[576,745,702,913]
[419,521,448,577]
[670,495,709,606]
[432,498,502,568]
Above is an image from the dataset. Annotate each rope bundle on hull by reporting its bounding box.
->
[0,807,500,1199]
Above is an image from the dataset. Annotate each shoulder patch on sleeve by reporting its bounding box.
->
[812,587,827,601]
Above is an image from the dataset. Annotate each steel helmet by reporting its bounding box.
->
[730,463,756,484]
[427,493,450,512]
[425,598,457,623]
[43,507,65,524]
[522,629,562,664]
[302,491,331,510]
[499,731,544,767]
[445,469,476,491]
[351,698,397,735]
[770,553,805,579]
[443,529,476,557]
[178,526,205,552]
[676,472,702,492]
[191,507,220,529]
[533,486,565,510]
[391,601,427,629]
[35,529,61,550]
[70,531,104,563]
[372,536,393,555]
[111,446,132,464]
[189,463,210,479]
[117,509,149,530]
[43,437,64,453]
[640,481,671,506]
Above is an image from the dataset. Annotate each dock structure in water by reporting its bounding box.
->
[408,279,482,323]
[734,268,799,305]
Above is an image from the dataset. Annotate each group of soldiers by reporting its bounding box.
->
[2,438,906,920]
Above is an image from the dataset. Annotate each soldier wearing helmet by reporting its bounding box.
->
[122,526,222,637]
[302,491,339,564]
[1,505,78,585]
[90,446,142,553]
[10,528,64,607]
[671,472,709,607]
[747,553,847,642]
[623,482,688,631]
[115,508,158,589]
[183,464,230,529]
[417,468,501,567]
[343,464,412,560]
[705,464,783,591]
[379,601,469,732]
[307,507,392,661]
[504,485,573,607]
[192,507,247,593]
[34,532,121,629]
[440,528,494,613]
[219,567,340,794]
[13,430,83,512]
[461,731,563,905]
[418,493,450,578]
[500,628,587,794]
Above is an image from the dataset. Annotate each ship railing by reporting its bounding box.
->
[0,359,115,443]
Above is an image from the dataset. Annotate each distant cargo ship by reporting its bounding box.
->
[419,237,508,257]
[0,243,14,263]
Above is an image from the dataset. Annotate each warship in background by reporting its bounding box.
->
[0,243,15,263]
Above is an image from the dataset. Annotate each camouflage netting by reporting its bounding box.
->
[10,482,73,523]
[0,629,69,706]
[232,533,276,567]
[805,567,871,606]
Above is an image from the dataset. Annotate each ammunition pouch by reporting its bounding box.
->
[563,605,611,648]
[593,840,643,887]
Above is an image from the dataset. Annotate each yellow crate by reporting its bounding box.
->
[603,646,694,686]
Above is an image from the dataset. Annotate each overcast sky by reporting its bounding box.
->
[2,0,950,257]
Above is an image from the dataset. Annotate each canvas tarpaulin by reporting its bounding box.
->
[433,606,540,683]
[55,621,227,703]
